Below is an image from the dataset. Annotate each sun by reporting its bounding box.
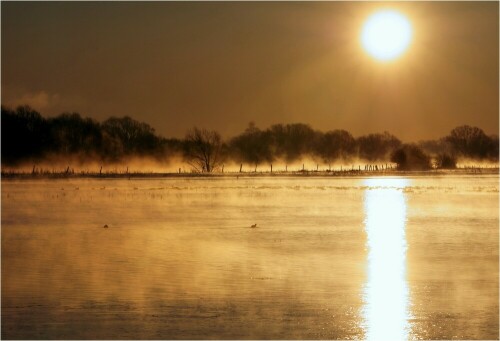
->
[361,10,412,62]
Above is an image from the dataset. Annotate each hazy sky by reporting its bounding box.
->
[2,1,498,141]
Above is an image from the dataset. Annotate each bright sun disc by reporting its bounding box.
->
[361,10,412,61]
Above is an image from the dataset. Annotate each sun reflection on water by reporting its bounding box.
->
[363,178,411,341]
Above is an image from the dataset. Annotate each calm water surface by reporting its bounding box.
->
[2,175,498,339]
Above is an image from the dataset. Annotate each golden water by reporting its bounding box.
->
[2,176,498,339]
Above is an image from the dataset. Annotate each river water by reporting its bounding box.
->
[1,175,498,339]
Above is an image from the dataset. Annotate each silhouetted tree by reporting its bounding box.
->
[315,129,356,165]
[2,104,498,169]
[390,144,431,170]
[268,123,318,161]
[184,127,222,172]
[357,132,401,161]
[1,105,49,164]
[1,106,172,165]
[435,153,457,169]
[488,135,499,160]
[48,112,102,156]
[446,125,493,159]
[102,116,160,155]
[229,122,274,168]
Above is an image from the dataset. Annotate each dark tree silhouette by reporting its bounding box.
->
[1,106,172,165]
[315,129,356,165]
[102,116,160,155]
[268,123,318,161]
[390,144,431,170]
[435,153,457,169]
[184,127,223,172]
[446,125,494,159]
[229,122,274,168]
[488,135,499,160]
[357,132,401,161]
[48,112,102,156]
[1,106,48,164]
[1,104,498,169]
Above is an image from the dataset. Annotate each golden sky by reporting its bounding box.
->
[2,1,498,141]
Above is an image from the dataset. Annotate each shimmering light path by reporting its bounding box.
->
[363,178,411,340]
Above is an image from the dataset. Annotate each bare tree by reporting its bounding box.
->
[184,127,222,172]
[446,125,493,159]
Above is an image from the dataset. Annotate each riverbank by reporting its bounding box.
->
[1,168,498,179]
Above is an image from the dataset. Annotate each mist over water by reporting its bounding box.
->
[2,175,498,339]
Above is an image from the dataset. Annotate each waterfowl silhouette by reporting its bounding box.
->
[250,224,257,228]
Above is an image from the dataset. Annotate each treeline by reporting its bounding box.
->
[1,105,498,171]
[1,105,182,165]
[226,122,498,171]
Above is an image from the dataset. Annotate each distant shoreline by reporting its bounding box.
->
[1,168,498,180]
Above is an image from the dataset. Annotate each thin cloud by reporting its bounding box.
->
[7,90,60,111]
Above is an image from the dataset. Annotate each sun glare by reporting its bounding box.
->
[361,10,412,62]
[363,178,412,340]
